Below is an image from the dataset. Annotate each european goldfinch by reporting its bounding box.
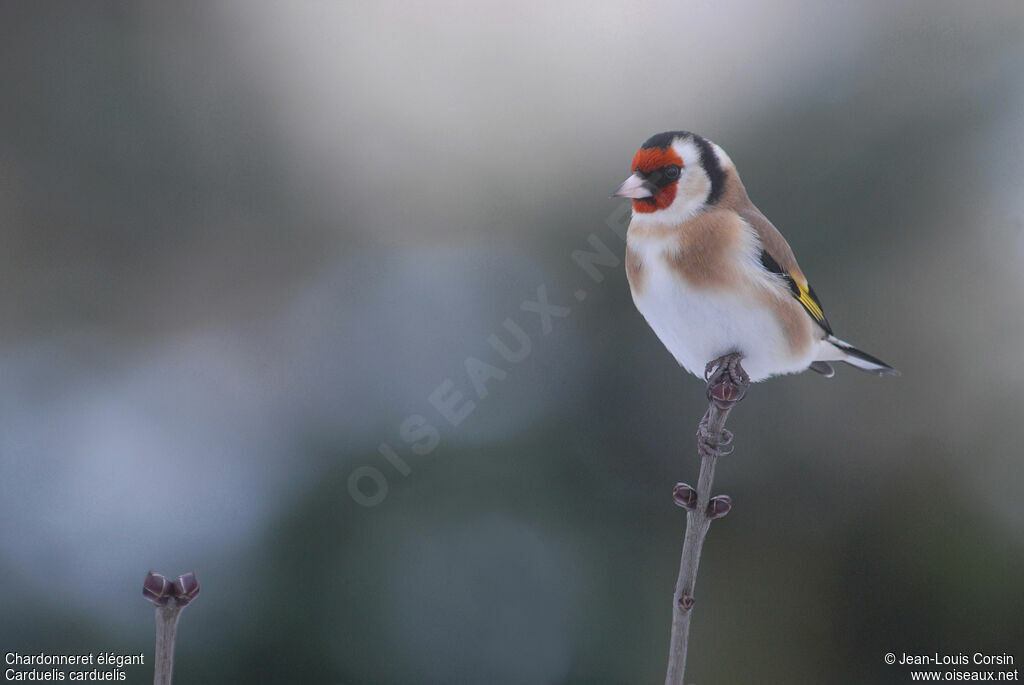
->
[613,130,897,383]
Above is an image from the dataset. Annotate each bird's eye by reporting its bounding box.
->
[664,166,681,181]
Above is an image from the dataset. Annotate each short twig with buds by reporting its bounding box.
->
[143,571,200,685]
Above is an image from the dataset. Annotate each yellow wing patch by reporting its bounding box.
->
[788,269,831,333]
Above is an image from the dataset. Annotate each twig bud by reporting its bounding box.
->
[143,572,173,607]
[673,483,698,510]
[709,381,745,409]
[172,572,201,605]
[706,495,732,519]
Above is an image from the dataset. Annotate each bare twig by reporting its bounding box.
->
[153,602,183,685]
[143,571,200,685]
[664,355,749,685]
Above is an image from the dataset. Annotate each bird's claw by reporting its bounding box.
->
[697,412,734,458]
[704,353,750,409]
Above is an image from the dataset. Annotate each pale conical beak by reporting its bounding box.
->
[611,172,654,199]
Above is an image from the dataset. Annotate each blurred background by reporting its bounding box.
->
[2,2,1023,683]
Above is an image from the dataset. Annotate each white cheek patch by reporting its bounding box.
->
[677,171,711,208]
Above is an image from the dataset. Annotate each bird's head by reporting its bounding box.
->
[613,130,731,222]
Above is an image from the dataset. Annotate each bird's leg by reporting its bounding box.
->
[704,352,750,410]
[697,353,750,458]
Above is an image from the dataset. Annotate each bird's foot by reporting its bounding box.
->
[697,409,734,459]
[704,352,750,410]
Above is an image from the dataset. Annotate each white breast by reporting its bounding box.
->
[628,231,813,382]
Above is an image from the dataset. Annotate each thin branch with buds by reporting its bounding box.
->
[143,571,200,685]
[664,354,750,685]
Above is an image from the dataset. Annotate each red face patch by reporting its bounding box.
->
[631,147,683,175]
[630,147,684,213]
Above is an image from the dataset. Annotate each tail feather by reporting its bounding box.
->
[809,361,835,377]
[826,336,900,376]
